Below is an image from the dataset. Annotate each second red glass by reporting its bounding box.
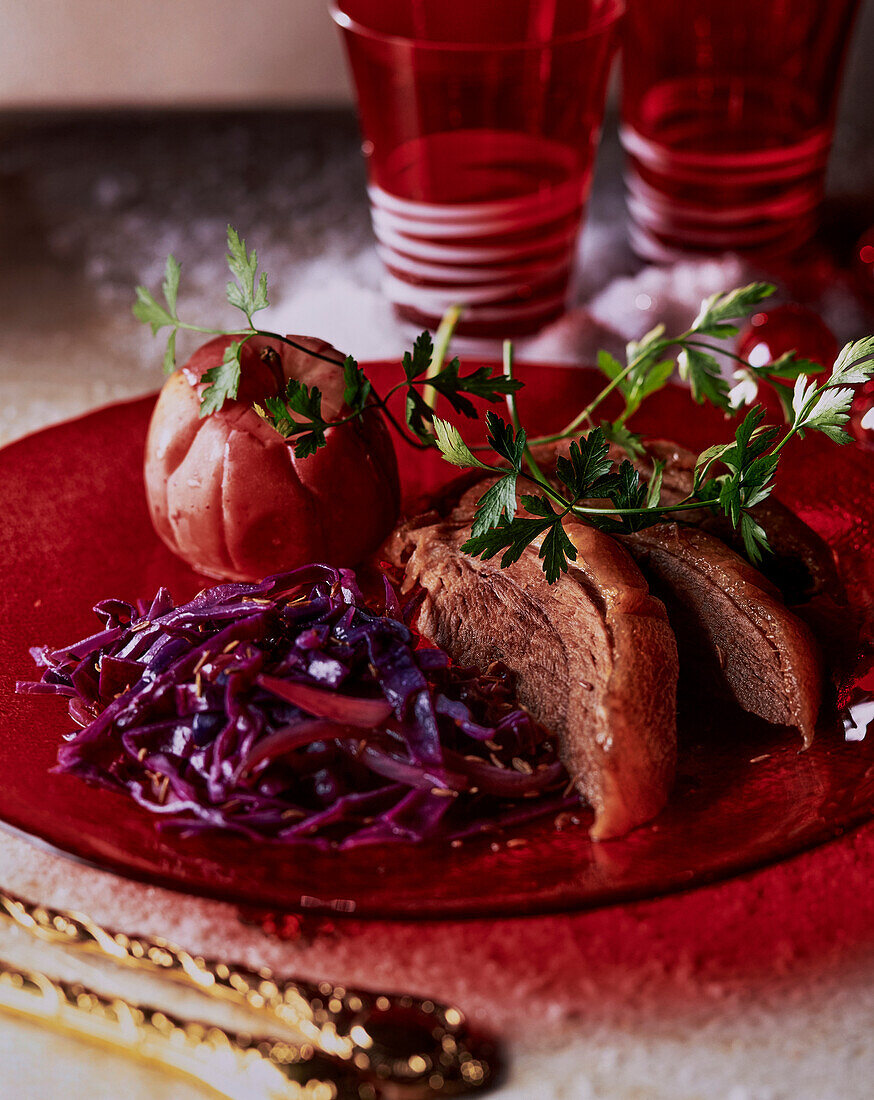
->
[621,0,861,262]
[332,0,623,339]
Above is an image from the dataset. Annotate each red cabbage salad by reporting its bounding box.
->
[18,565,576,847]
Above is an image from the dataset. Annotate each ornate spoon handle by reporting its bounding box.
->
[0,955,372,1100]
[0,889,492,1094]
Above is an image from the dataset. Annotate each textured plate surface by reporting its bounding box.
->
[1,362,872,918]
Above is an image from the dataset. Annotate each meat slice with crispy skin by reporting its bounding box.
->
[384,483,678,840]
[622,523,822,746]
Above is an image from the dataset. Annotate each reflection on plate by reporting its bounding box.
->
[0,363,872,919]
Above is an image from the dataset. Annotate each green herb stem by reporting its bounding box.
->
[503,340,551,488]
[571,497,703,519]
[681,339,756,370]
[376,404,434,450]
[526,337,682,447]
[424,306,462,413]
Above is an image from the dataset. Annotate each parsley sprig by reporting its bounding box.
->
[135,226,520,456]
[428,288,873,580]
[520,282,821,462]
[136,231,874,583]
[438,331,874,578]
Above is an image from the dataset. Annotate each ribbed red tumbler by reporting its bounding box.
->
[332,0,623,339]
[621,0,861,262]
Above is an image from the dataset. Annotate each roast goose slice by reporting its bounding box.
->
[534,437,824,742]
[618,438,853,696]
[620,523,822,746]
[627,439,843,607]
[383,482,678,840]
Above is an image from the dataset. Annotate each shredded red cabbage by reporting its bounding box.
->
[18,565,576,847]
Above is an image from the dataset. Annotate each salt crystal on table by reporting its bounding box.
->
[522,256,751,379]
[587,256,751,340]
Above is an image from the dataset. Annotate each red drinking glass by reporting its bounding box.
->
[331,0,623,339]
[621,0,861,262]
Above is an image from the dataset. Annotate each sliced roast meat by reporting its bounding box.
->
[384,482,678,840]
[621,523,822,746]
[627,439,843,607]
[625,438,853,693]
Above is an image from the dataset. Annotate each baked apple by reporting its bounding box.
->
[144,334,400,581]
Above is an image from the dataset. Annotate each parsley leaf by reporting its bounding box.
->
[256,378,330,457]
[133,254,182,374]
[447,413,529,537]
[625,323,667,367]
[432,418,491,469]
[162,329,178,376]
[162,254,181,317]
[520,495,557,519]
[634,357,676,406]
[728,371,764,412]
[342,356,372,416]
[461,494,578,585]
[554,427,613,499]
[771,380,798,425]
[693,407,780,544]
[739,512,770,563]
[830,335,874,386]
[693,406,778,491]
[256,394,292,435]
[470,476,519,537]
[646,459,665,509]
[133,273,176,334]
[406,388,437,443]
[199,341,244,417]
[225,226,269,320]
[522,497,580,582]
[426,360,477,419]
[792,378,855,444]
[600,419,646,459]
[784,338,874,444]
[718,405,781,473]
[485,412,526,470]
[690,282,775,338]
[599,343,675,420]
[460,514,554,571]
[761,351,822,380]
[426,359,523,416]
[597,349,627,387]
[400,332,441,440]
[446,364,524,401]
[728,351,822,417]
[604,460,653,531]
[678,346,731,409]
[403,332,434,382]
[539,513,579,584]
[281,380,328,458]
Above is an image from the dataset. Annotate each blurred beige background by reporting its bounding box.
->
[1,0,872,126]
[0,0,350,106]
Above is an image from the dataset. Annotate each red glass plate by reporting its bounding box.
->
[1,362,872,919]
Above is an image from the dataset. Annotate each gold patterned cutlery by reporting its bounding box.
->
[0,955,384,1099]
[0,888,494,1097]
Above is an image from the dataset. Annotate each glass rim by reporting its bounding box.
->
[329,0,625,52]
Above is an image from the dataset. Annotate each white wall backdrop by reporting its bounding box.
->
[0,0,351,107]
[0,0,871,122]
